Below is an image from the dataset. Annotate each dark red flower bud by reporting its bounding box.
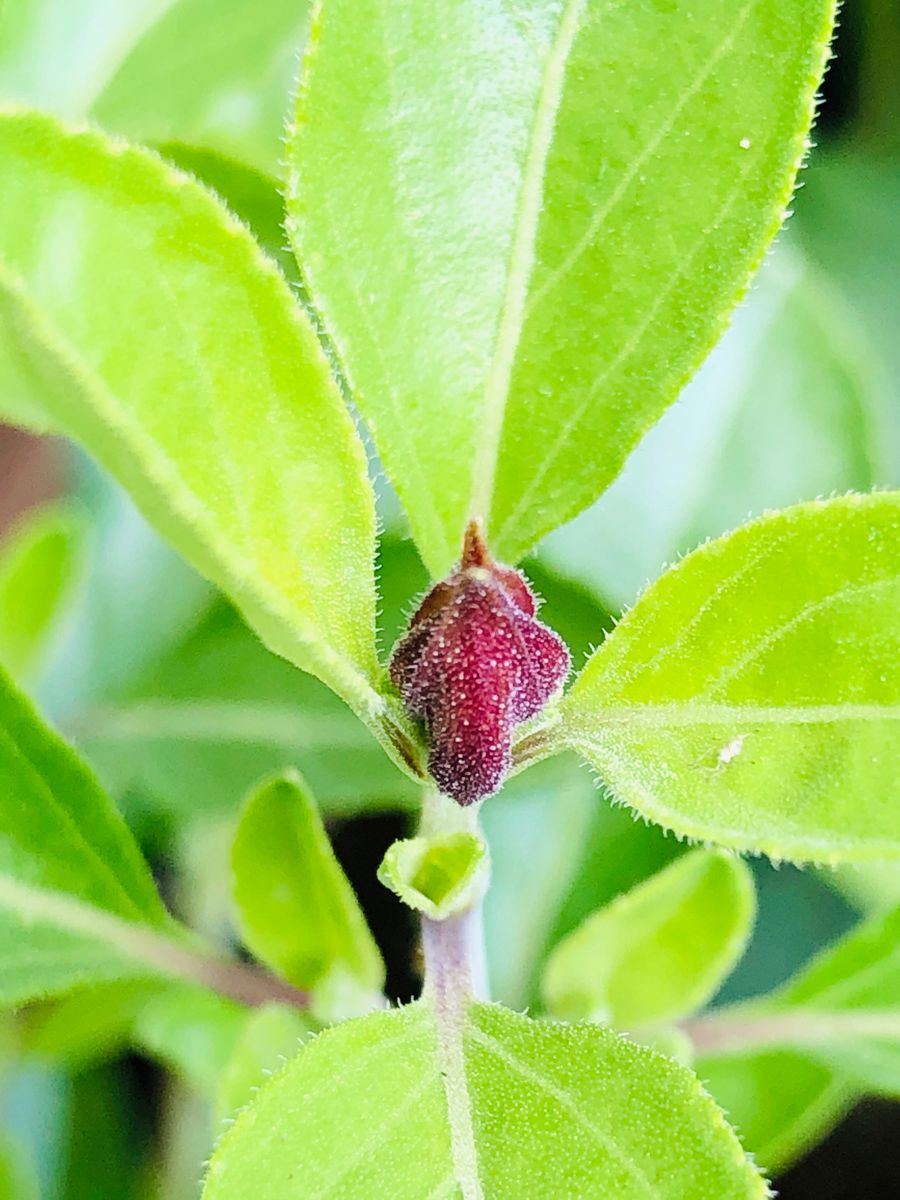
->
[389,521,570,805]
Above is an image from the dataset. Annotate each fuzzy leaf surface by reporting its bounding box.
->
[542,849,754,1026]
[0,110,380,717]
[287,0,834,574]
[231,772,384,997]
[563,494,900,862]
[203,1001,764,1199]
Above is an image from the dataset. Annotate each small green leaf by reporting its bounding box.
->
[214,1003,313,1126]
[562,493,900,863]
[378,833,488,920]
[0,503,85,681]
[287,0,834,574]
[0,109,381,722]
[204,1000,764,1199]
[541,849,755,1027]
[231,772,384,1002]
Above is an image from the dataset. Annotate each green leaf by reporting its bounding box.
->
[562,493,900,863]
[539,248,887,612]
[231,772,384,1002]
[0,503,85,681]
[797,153,900,478]
[0,662,176,1003]
[287,0,834,575]
[0,109,382,723]
[24,982,159,1068]
[541,849,755,1027]
[0,662,291,1007]
[0,0,309,176]
[697,1049,853,1173]
[214,1003,313,1126]
[204,1001,764,1199]
[688,903,900,1100]
[155,144,301,286]
[378,833,488,920]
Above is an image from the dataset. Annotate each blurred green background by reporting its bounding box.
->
[0,1,898,1196]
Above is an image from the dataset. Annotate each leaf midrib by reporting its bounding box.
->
[470,0,585,526]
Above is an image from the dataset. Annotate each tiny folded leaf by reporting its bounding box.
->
[541,849,755,1027]
[378,832,488,921]
[0,109,381,722]
[287,0,835,574]
[203,1001,765,1199]
[562,493,900,863]
[0,502,85,681]
[231,772,384,1003]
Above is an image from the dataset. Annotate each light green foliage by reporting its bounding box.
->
[542,850,755,1027]
[763,903,900,1094]
[798,153,900,477]
[24,982,159,1068]
[204,1001,764,1199]
[563,493,900,862]
[0,0,308,175]
[697,1049,853,1172]
[156,144,301,285]
[231,772,384,999]
[540,250,885,611]
[0,1134,37,1200]
[481,755,600,1007]
[0,663,175,1004]
[378,833,488,920]
[76,596,415,819]
[131,986,248,1096]
[287,0,834,575]
[0,110,381,718]
[0,503,85,681]
[215,1003,313,1126]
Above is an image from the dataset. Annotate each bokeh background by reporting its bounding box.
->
[0,1,898,1196]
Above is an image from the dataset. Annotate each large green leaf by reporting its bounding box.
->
[204,1001,764,1199]
[562,493,900,862]
[231,772,384,1004]
[287,0,834,575]
[0,0,308,175]
[541,850,754,1027]
[540,248,886,612]
[0,503,85,682]
[0,109,382,722]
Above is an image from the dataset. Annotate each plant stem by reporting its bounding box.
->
[418,788,490,1001]
[683,1006,900,1055]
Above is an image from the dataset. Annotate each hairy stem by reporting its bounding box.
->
[683,1006,900,1055]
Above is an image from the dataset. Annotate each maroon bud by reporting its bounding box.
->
[389,521,570,805]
